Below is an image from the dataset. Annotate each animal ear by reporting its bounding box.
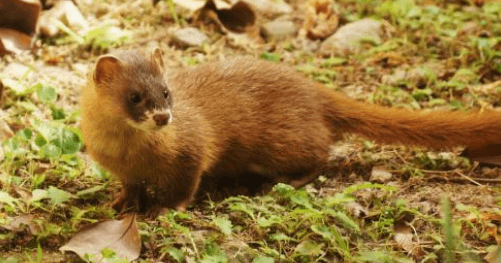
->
[93,55,122,85]
[150,47,164,72]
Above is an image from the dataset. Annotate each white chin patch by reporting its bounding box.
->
[127,109,172,131]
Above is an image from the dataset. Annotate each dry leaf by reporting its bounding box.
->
[3,214,41,234]
[393,222,418,254]
[466,212,501,222]
[0,0,40,36]
[0,0,40,55]
[471,80,501,95]
[60,214,141,262]
[368,52,407,67]
[12,185,32,203]
[485,246,501,263]
[466,212,501,243]
[198,0,256,33]
[346,201,368,218]
[39,0,89,37]
[0,28,33,55]
[0,116,14,140]
[172,0,223,10]
[300,0,339,40]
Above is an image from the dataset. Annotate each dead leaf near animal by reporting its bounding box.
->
[60,214,141,262]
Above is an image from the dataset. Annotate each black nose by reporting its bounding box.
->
[153,113,170,126]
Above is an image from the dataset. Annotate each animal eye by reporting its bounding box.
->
[129,93,142,104]
[163,90,169,99]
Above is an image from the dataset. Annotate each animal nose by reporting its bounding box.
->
[153,113,170,126]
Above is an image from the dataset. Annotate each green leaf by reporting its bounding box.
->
[321,57,346,67]
[101,247,116,259]
[269,232,291,242]
[34,133,48,147]
[61,128,82,154]
[17,101,38,112]
[294,240,324,256]
[260,52,281,63]
[3,78,38,96]
[36,86,58,104]
[36,243,43,263]
[213,217,233,236]
[311,225,334,240]
[228,202,255,220]
[41,144,62,159]
[17,128,33,141]
[326,210,360,231]
[257,215,282,228]
[252,255,274,263]
[47,186,73,204]
[167,247,184,262]
[51,106,66,120]
[76,185,105,197]
[30,189,49,202]
[0,190,19,209]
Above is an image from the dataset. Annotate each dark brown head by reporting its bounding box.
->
[92,48,173,131]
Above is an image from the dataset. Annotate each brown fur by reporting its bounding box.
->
[80,49,501,215]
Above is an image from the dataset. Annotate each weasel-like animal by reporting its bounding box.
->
[80,48,501,214]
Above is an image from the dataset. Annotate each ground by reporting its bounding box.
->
[1,0,501,262]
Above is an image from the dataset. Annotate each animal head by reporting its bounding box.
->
[92,48,173,132]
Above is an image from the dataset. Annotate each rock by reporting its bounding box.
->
[320,18,384,55]
[260,20,296,41]
[241,0,292,15]
[171,27,208,48]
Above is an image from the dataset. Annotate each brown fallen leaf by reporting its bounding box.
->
[3,214,41,235]
[471,80,501,95]
[466,212,501,243]
[197,0,256,33]
[299,0,339,40]
[0,28,33,55]
[485,246,501,263]
[368,52,407,67]
[60,214,141,262]
[346,201,368,218]
[0,0,40,55]
[38,0,89,37]
[393,221,422,256]
[0,115,14,140]
[0,0,41,36]
[12,185,32,203]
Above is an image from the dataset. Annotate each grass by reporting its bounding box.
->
[1,0,501,262]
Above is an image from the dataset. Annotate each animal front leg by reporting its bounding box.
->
[111,183,146,213]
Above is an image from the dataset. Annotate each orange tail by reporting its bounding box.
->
[322,90,501,150]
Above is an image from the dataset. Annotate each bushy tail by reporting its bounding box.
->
[322,89,501,150]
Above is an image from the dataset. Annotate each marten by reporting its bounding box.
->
[80,48,501,215]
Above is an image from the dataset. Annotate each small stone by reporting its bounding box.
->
[260,20,297,41]
[321,18,384,55]
[370,166,393,183]
[171,27,208,48]
[242,0,292,15]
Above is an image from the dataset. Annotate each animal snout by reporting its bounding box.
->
[153,113,170,126]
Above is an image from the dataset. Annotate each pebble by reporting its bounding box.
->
[171,27,208,48]
[260,20,296,40]
[320,18,383,55]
